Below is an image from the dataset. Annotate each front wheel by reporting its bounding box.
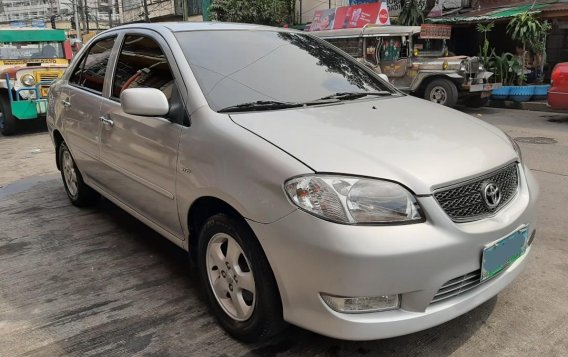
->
[424,79,458,107]
[0,94,17,136]
[198,213,285,342]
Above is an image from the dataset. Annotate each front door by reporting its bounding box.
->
[97,33,184,238]
[63,36,117,179]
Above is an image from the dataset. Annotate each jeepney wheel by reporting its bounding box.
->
[0,93,17,136]
[464,95,490,108]
[424,79,458,107]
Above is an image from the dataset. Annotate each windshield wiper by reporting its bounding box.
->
[313,91,393,101]
[218,100,302,113]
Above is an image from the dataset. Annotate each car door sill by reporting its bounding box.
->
[84,176,186,248]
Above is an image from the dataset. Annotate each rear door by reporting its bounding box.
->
[62,36,117,179]
[97,31,187,238]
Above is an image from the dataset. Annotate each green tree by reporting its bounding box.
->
[209,0,293,26]
[476,22,494,68]
[398,0,438,26]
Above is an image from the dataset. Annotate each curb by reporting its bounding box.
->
[488,100,568,114]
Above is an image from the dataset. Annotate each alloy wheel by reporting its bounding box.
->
[206,233,256,321]
[62,150,78,197]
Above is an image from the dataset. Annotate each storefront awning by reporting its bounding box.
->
[428,4,547,24]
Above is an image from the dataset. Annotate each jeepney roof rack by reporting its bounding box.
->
[312,25,421,39]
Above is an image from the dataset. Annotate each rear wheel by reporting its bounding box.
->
[424,79,458,107]
[0,94,17,136]
[198,213,285,342]
[58,142,100,206]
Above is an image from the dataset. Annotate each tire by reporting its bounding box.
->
[58,142,100,207]
[197,213,285,342]
[464,95,490,108]
[424,79,459,107]
[0,94,17,136]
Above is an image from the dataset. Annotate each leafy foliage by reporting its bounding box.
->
[209,0,293,26]
[476,22,494,68]
[507,12,543,49]
[490,52,523,85]
[398,0,424,26]
[507,12,550,84]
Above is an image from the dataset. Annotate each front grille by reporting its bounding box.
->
[468,58,480,74]
[434,163,519,222]
[38,72,60,83]
[431,270,482,304]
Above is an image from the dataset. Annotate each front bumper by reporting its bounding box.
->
[466,82,502,93]
[248,165,538,340]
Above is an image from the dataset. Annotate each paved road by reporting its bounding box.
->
[1,108,567,356]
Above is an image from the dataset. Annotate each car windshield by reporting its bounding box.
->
[0,41,65,60]
[175,30,395,112]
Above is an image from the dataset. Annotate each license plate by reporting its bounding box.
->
[481,226,529,281]
[481,91,491,98]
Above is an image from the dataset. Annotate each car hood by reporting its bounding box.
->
[230,96,517,195]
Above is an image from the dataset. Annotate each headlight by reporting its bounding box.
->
[506,134,523,163]
[459,61,467,72]
[284,175,423,224]
[478,64,484,72]
[21,74,35,87]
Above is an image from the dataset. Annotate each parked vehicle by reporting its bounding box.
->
[48,23,538,342]
[312,25,501,108]
[548,63,568,110]
[0,29,72,135]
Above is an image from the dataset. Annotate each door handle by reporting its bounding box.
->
[99,116,114,127]
[61,99,71,108]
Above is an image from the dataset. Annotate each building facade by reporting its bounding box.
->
[0,0,60,23]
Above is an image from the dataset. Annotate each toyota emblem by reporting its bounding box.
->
[482,182,501,209]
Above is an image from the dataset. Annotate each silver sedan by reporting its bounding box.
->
[47,22,538,342]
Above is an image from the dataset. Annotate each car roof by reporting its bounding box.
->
[313,25,421,39]
[105,21,297,34]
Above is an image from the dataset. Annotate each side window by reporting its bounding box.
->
[112,35,175,100]
[69,36,116,93]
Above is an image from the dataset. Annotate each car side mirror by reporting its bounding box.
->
[120,88,169,117]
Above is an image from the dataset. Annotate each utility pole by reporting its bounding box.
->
[83,0,90,32]
[94,0,100,30]
[143,0,150,22]
[108,0,113,28]
[73,0,82,43]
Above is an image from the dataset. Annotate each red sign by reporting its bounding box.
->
[308,2,390,32]
[378,7,389,25]
[333,2,388,29]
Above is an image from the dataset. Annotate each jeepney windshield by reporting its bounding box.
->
[412,35,446,57]
[0,41,65,60]
[378,36,408,62]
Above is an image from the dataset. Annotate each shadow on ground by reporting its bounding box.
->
[0,177,495,356]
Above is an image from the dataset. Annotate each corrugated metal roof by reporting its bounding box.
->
[428,4,546,23]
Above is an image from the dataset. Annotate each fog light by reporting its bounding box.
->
[321,293,400,313]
